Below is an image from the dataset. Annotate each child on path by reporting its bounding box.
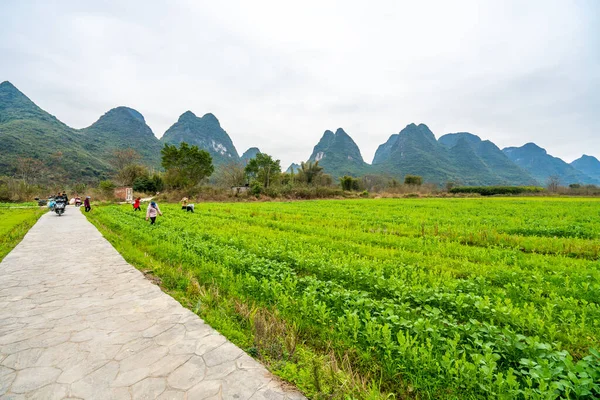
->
[84,196,91,212]
[133,197,141,211]
[146,201,163,225]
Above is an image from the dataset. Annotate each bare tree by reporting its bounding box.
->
[15,157,45,184]
[111,149,142,172]
[215,161,247,187]
[547,175,560,193]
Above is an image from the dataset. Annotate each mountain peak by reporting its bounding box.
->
[335,128,349,136]
[162,111,239,163]
[308,128,366,176]
[571,155,600,182]
[0,81,18,91]
[0,81,59,124]
[202,113,220,125]
[105,106,145,123]
[0,81,30,101]
[241,147,261,162]
[522,142,547,154]
[399,122,436,143]
[178,110,197,122]
[439,132,483,148]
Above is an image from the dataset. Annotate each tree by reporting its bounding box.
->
[133,173,164,193]
[117,164,149,186]
[404,175,423,186]
[15,157,45,184]
[547,175,560,193]
[161,143,214,189]
[215,161,246,187]
[297,161,323,185]
[340,176,360,191]
[112,149,142,171]
[244,153,281,188]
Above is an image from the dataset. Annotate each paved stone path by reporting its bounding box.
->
[0,210,306,400]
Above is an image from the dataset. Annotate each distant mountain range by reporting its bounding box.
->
[1,80,598,186]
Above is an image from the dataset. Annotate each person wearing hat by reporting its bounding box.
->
[84,196,91,212]
[146,201,163,225]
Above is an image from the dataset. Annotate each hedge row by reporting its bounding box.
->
[449,186,545,196]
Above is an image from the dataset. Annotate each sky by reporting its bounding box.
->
[1,0,598,168]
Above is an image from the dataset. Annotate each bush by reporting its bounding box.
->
[404,175,423,186]
[133,174,164,194]
[340,176,360,191]
[449,186,545,196]
[250,181,262,197]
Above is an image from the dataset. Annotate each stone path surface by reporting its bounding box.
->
[0,210,306,400]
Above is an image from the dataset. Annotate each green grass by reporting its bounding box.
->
[0,206,45,261]
[85,198,600,399]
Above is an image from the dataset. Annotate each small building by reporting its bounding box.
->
[114,187,133,202]
[231,186,250,196]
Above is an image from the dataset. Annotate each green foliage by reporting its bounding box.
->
[296,161,324,185]
[404,174,423,186]
[161,142,214,189]
[117,164,149,186]
[244,153,281,188]
[340,175,360,191]
[250,181,262,196]
[85,198,600,398]
[450,186,545,196]
[133,173,164,194]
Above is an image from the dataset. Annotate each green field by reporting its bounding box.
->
[0,206,45,262]
[85,198,600,399]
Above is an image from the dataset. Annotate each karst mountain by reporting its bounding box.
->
[1,81,597,186]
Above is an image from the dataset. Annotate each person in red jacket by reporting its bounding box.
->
[133,197,141,211]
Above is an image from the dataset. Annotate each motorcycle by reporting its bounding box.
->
[74,197,82,207]
[54,198,66,216]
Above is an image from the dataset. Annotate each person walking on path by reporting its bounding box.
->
[84,196,91,212]
[133,197,141,211]
[146,201,162,225]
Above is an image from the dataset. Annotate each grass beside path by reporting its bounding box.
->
[0,206,46,262]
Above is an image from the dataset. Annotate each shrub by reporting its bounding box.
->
[340,176,360,191]
[404,175,423,186]
[250,181,263,197]
[449,186,545,196]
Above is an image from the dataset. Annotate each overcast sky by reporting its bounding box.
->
[1,0,598,167]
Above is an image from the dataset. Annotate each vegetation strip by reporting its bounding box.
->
[0,206,45,262]
[85,198,600,399]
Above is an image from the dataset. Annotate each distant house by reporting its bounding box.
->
[114,187,133,202]
[231,185,250,196]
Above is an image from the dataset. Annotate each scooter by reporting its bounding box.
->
[54,198,66,216]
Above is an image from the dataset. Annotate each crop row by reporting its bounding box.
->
[86,198,600,398]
